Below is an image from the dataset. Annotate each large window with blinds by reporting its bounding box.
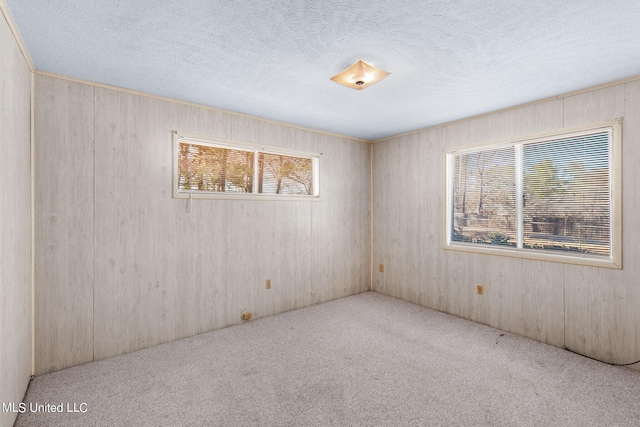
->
[445,121,621,268]
[174,132,320,199]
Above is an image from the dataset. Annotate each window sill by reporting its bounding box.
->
[444,242,621,269]
[173,191,321,202]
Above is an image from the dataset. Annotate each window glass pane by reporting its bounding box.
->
[522,132,610,255]
[178,142,254,193]
[451,146,516,246]
[258,153,314,195]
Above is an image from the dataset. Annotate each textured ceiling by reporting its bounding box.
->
[7,0,640,140]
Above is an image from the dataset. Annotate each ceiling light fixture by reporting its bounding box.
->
[330,59,390,90]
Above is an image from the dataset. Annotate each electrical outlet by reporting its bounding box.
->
[266,279,271,289]
[379,264,384,273]
[476,285,484,295]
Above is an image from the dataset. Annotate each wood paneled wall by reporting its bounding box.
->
[34,78,95,373]
[33,76,371,373]
[373,82,640,367]
[0,7,32,427]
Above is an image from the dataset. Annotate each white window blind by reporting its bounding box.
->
[522,132,610,255]
[178,143,255,193]
[175,134,319,199]
[446,122,620,268]
[451,146,516,246]
[257,152,314,195]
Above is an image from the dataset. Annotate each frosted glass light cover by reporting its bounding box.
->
[330,59,390,90]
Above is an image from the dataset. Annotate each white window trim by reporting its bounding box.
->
[173,131,321,201]
[444,120,622,269]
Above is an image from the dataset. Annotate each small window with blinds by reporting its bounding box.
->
[174,133,320,200]
[445,121,621,269]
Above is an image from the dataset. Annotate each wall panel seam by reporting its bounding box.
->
[562,265,566,349]
[92,86,96,363]
[370,144,374,291]
[30,69,35,376]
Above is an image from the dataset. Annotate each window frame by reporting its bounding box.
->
[173,131,321,201]
[444,120,622,269]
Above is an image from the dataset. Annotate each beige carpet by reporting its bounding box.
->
[16,292,640,426]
